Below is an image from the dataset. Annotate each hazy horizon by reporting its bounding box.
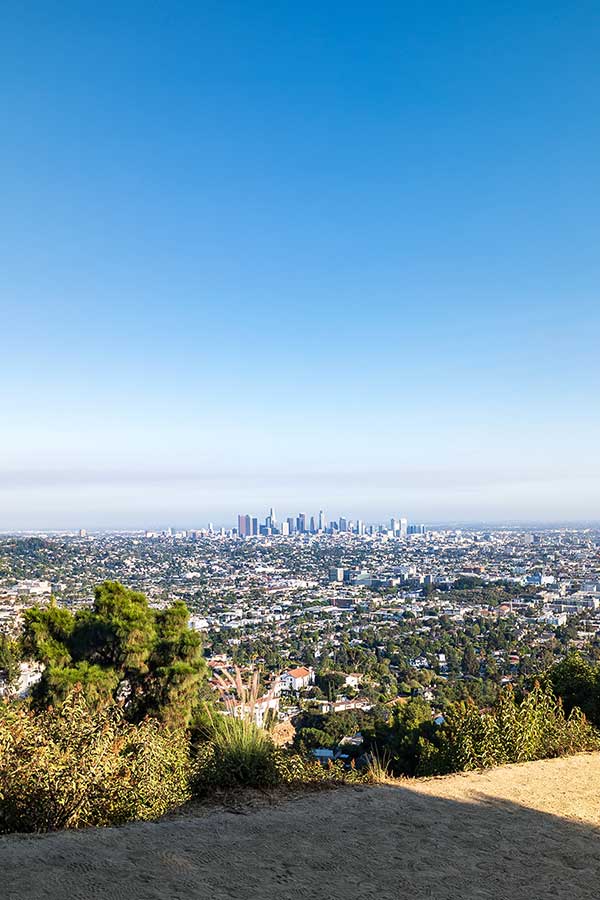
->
[3,4,599,528]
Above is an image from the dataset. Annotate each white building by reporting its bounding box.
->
[279,666,314,692]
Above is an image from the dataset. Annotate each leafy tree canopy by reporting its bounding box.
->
[22,581,206,727]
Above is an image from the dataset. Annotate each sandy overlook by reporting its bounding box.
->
[3,753,599,900]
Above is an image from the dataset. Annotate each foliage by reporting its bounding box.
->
[295,727,335,750]
[0,635,20,693]
[191,666,278,789]
[0,689,191,833]
[293,708,374,746]
[193,710,280,791]
[545,653,600,727]
[363,748,393,784]
[417,683,600,775]
[315,671,346,699]
[369,698,438,776]
[273,751,367,786]
[22,582,206,726]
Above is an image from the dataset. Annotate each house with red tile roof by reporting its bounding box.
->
[280,666,314,692]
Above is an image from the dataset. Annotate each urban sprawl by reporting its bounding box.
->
[2,512,600,755]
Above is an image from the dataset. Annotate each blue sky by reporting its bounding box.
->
[2,2,599,528]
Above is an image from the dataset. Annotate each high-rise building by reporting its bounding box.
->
[339,516,347,532]
[251,517,259,536]
[399,517,408,538]
[309,515,316,533]
[407,523,426,535]
[297,512,306,533]
[286,516,295,534]
[281,520,290,536]
[318,509,325,530]
[237,514,251,537]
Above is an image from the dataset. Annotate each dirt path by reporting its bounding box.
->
[3,754,600,900]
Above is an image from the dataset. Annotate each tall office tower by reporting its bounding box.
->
[269,507,276,526]
[407,523,426,535]
[309,515,316,533]
[251,517,259,536]
[339,516,347,532]
[390,517,398,534]
[297,512,306,533]
[286,516,295,534]
[237,514,251,537]
[399,517,408,538]
[281,520,290,536]
[208,522,214,534]
[356,519,364,535]
[318,509,325,530]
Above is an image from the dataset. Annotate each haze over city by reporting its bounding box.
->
[3,3,599,528]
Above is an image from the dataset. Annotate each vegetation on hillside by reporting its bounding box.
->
[22,581,205,727]
[0,688,191,832]
[2,583,600,834]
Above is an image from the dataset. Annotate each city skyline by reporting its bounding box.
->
[2,4,600,527]
[234,508,424,538]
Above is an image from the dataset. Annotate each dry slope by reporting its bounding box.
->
[2,753,600,900]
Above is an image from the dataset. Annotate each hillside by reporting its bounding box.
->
[3,753,600,900]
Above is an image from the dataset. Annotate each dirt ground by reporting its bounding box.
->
[2,753,600,900]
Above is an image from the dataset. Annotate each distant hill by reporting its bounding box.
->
[3,754,600,900]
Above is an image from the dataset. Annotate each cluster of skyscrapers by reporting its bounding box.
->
[236,509,426,538]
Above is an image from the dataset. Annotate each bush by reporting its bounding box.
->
[192,712,280,791]
[192,709,369,793]
[273,751,366,786]
[0,689,191,832]
[546,653,600,726]
[417,683,600,775]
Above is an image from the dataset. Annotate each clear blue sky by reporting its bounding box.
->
[2,2,599,528]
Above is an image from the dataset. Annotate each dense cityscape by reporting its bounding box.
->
[3,517,600,729]
[232,508,426,537]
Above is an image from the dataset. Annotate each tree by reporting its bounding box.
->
[373,697,436,776]
[461,644,480,677]
[546,653,600,727]
[0,635,20,694]
[22,582,206,727]
[315,671,346,700]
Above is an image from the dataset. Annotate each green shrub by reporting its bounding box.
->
[192,712,280,791]
[192,711,369,792]
[273,751,366,785]
[0,689,191,832]
[417,683,600,776]
[545,653,600,726]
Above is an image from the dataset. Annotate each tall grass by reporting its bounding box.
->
[364,748,393,784]
[193,667,280,790]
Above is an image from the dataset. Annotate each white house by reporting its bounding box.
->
[280,666,314,692]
